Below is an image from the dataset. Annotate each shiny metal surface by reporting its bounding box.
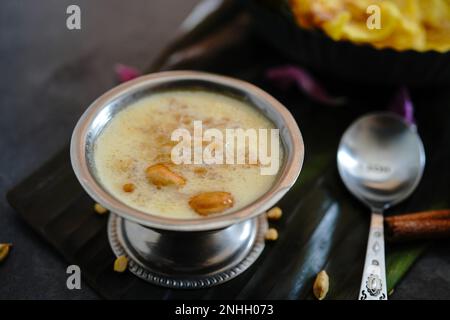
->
[122,219,257,274]
[337,113,425,211]
[71,71,304,287]
[71,70,304,232]
[337,113,425,300]
[108,213,268,288]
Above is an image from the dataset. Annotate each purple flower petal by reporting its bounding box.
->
[265,65,346,106]
[389,87,416,126]
[114,64,142,83]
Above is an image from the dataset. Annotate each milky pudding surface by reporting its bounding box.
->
[94,90,282,219]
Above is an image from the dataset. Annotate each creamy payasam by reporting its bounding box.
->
[94,90,283,219]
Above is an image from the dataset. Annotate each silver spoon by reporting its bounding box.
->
[337,113,425,300]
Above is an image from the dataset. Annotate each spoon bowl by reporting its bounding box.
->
[338,113,425,211]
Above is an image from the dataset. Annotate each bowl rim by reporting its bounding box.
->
[70,70,304,231]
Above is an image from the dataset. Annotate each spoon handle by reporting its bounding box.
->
[358,211,388,300]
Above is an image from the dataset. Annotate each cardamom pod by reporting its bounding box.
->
[0,243,12,263]
[114,255,128,273]
[94,203,108,215]
[267,207,283,220]
[313,270,329,300]
[265,228,279,241]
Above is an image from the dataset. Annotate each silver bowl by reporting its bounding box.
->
[71,71,304,288]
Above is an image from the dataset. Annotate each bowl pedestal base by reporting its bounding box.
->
[107,213,268,289]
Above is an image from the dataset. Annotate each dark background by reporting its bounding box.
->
[0,0,199,299]
[0,0,449,299]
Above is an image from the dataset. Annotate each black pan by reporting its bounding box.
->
[247,0,450,87]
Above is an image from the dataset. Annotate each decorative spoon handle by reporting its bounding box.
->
[359,211,388,300]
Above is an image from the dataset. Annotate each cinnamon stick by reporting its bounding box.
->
[385,210,450,242]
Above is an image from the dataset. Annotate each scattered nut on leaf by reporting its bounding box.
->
[189,192,234,216]
[313,270,329,300]
[0,243,12,263]
[94,203,108,215]
[114,255,128,273]
[267,207,282,220]
[146,163,186,187]
[122,183,135,193]
[265,228,278,241]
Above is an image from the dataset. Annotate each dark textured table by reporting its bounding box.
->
[1,0,449,300]
[0,0,199,299]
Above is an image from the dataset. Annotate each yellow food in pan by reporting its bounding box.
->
[289,0,450,52]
